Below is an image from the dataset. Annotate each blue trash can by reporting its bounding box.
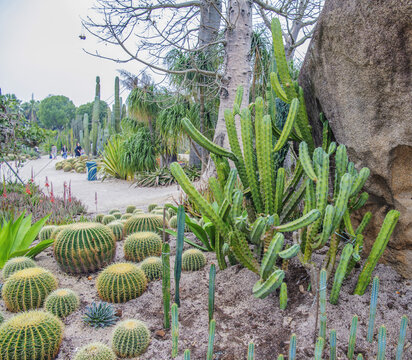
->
[86,161,97,181]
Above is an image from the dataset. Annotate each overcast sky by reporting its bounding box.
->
[0,0,139,107]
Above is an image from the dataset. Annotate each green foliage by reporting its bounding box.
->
[134,166,200,187]
[96,262,147,303]
[162,243,171,330]
[2,256,36,280]
[2,267,58,312]
[45,288,79,318]
[140,257,162,281]
[182,249,206,271]
[38,95,76,129]
[54,222,116,274]
[76,100,109,127]
[0,310,63,360]
[123,214,164,236]
[124,231,162,262]
[101,135,133,180]
[108,220,124,241]
[82,301,119,328]
[112,319,151,358]
[74,342,116,360]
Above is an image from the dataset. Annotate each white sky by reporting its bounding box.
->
[0,0,140,106]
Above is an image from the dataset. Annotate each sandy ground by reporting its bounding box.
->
[1,231,410,360]
[5,156,180,213]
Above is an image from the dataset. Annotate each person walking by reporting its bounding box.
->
[61,145,68,159]
[51,144,57,159]
[74,142,82,157]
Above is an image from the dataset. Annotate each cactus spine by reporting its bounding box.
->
[319,269,327,339]
[74,342,116,360]
[114,76,121,133]
[367,276,379,342]
[208,264,216,323]
[396,315,408,360]
[162,243,171,329]
[91,76,100,156]
[207,319,216,360]
[330,329,337,360]
[347,315,358,359]
[112,319,150,358]
[279,282,288,310]
[2,256,36,280]
[171,303,179,358]
[377,325,386,360]
[108,220,124,241]
[45,288,79,318]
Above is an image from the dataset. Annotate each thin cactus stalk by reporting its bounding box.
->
[367,276,379,342]
[330,329,337,360]
[171,303,179,358]
[279,282,287,310]
[206,319,216,360]
[314,337,324,360]
[347,315,358,360]
[289,333,296,360]
[208,264,216,323]
[247,342,255,360]
[83,113,90,155]
[329,244,353,305]
[91,76,100,156]
[319,269,327,339]
[377,325,386,360]
[184,349,191,360]
[174,206,185,307]
[395,315,408,360]
[162,243,171,330]
[114,76,121,133]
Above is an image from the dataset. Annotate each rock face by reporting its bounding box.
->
[299,0,412,277]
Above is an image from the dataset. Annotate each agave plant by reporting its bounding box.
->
[100,135,132,180]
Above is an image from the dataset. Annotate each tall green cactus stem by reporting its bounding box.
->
[112,319,150,358]
[396,315,408,360]
[83,113,90,155]
[247,342,255,360]
[347,315,358,360]
[184,349,191,360]
[299,142,317,181]
[74,342,116,360]
[279,282,287,310]
[274,209,320,232]
[114,76,121,133]
[319,269,327,339]
[0,310,64,360]
[171,303,179,358]
[2,256,36,280]
[354,210,400,295]
[45,288,79,318]
[330,329,337,360]
[277,355,284,360]
[91,76,100,156]
[377,325,386,360]
[274,168,285,216]
[355,212,372,235]
[356,355,363,360]
[260,233,284,280]
[329,244,353,305]
[207,319,216,360]
[314,337,324,360]
[273,98,299,152]
[209,264,216,323]
[162,243,171,329]
[367,276,379,342]
[123,232,162,262]
[174,206,184,307]
[289,333,296,360]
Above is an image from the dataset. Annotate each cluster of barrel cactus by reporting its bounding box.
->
[124,231,162,262]
[55,156,88,173]
[39,225,58,241]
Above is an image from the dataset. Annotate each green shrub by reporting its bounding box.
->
[108,221,124,241]
[112,319,150,358]
[182,249,207,271]
[2,267,58,312]
[124,232,162,262]
[0,310,64,360]
[54,222,116,274]
[140,257,162,281]
[2,256,37,280]
[96,263,147,303]
[123,214,165,236]
[39,225,57,241]
[103,215,116,225]
[74,342,116,360]
[126,205,136,214]
[44,288,79,318]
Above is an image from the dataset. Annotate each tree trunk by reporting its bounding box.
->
[203,0,253,179]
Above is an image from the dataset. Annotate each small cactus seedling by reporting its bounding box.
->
[140,257,162,281]
[289,333,296,360]
[209,264,216,322]
[74,342,116,360]
[2,256,37,280]
[319,269,327,339]
[347,315,358,359]
[279,282,288,310]
[182,249,207,271]
[207,319,216,360]
[126,205,136,213]
[96,262,147,303]
[367,276,379,342]
[377,325,387,360]
[247,342,255,360]
[112,319,151,358]
[108,220,124,241]
[103,214,116,225]
[314,337,324,360]
[0,310,64,360]
[396,315,408,360]
[123,214,166,236]
[184,349,191,360]
[83,301,119,328]
[39,225,57,241]
[45,288,80,318]
[2,267,58,312]
[123,231,162,262]
[330,329,337,360]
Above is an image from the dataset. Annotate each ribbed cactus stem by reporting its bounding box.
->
[330,243,353,304]
[174,206,184,307]
[162,243,171,330]
[91,76,100,156]
[247,342,255,360]
[289,333,297,360]
[377,325,386,360]
[208,264,216,323]
[279,282,287,310]
[319,269,327,339]
[314,337,324,360]
[184,349,191,360]
[347,315,358,360]
[367,276,379,342]
[395,315,408,360]
[330,329,337,360]
[171,303,179,358]
[207,319,216,360]
[114,76,121,133]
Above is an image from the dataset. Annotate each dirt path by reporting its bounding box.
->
[9,156,181,213]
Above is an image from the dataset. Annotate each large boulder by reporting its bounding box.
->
[299,0,412,277]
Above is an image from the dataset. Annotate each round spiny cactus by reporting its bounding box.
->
[96,263,147,303]
[140,257,162,281]
[103,214,116,225]
[45,288,79,318]
[182,249,207,271]
[126,205,136,214]
[168,207,177,217]
[108,221,124,241]
[50,225,69,240]
[39,225,57,241]
[2,267,58,312]
[109,209,120,215]
[95,214,105,223]
[112,212,122,220]
[168,215,191,231]
[2,256,37,280]
[55,162,63,170]
[63,164,72,172]
[147,203,157,212]
[121,213,132,221]
[74,342,116,360]
[132,208,144,215]
[54,222,116,274]
[0,310,64,360]
[112,319,150,358]
[123,232,162,262]
[0,311,4,324]
[123,214,165,236]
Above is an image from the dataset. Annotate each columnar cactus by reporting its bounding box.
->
[330,243,353,304]
[377,325,386,360]
[114,76,121,133]
[347,315,358,359]
[2,256,37,280]
[112,319,151,357]
[126,205,136,213]
[74,342,116,360]
[2,267,58,312]
[103,214,116,225]
[123,232,162,262]
[39,225,57,241]
[124,214,165,236]
[108,220,124,241]
[83,113,90,155]
[140,257,162,281]
[182,249,207,271]
[367,276,379,342]
[91,76,100,156]
[96,263,147,303]
[45,288,80,318]
[0,310,64,360]
[54,222,116,274]
[162,243,171,330]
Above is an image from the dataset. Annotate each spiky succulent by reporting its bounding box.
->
[140,257,162,281]
[126,205,136,213]
[109,209,121,214]
[112,212,122,220]
[123,214,166,236]
[0,310,64,360]
[54,222,116,274]
[2,256,37,280]
[103,215,116,225]
[63,164,72,172]
[96,263,147,303]
[108,221,124,241]
[133,209,144,215]
[82,302,119,328]
[44,288,80,318]
[121,213,132,221]
[148,203,158,212]
[74,342,116,360]
[182,249,207,271]
[112,319,151,358]
[95,214,105,223]
[124,232,162,262]
[2,267,58,312]
[0,311,3,324]
[50,225,69,240]
[39,225,57,241]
